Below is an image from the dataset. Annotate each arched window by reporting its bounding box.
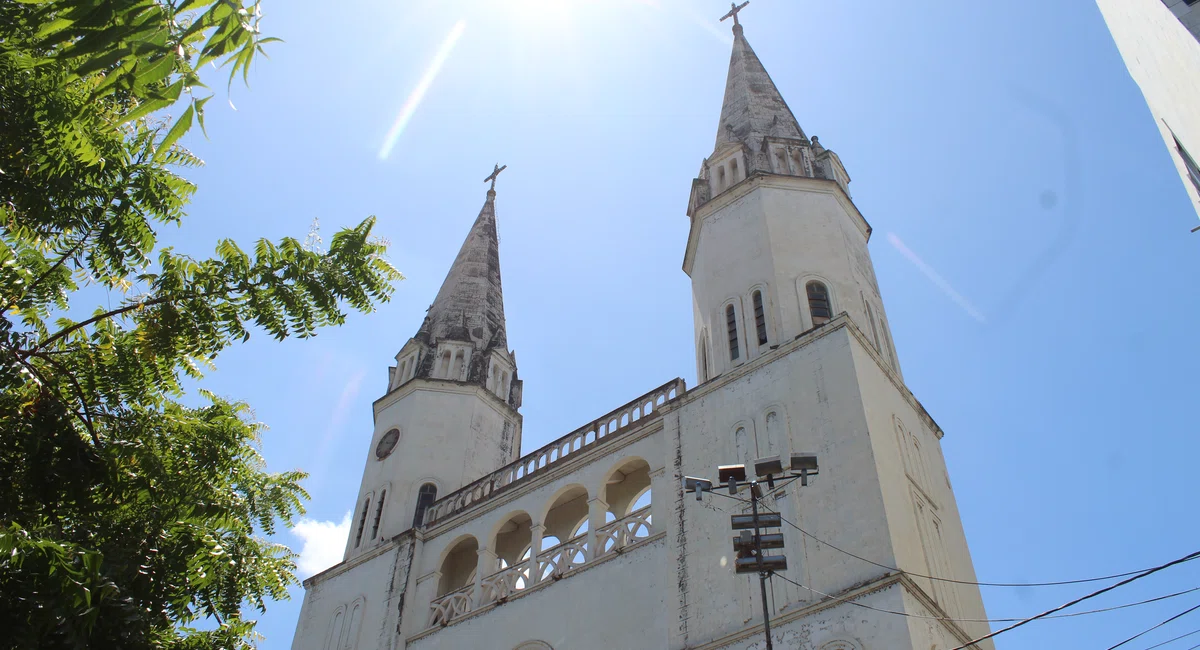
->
[734,426,750,464]
[438,350,451,378]
[370,490,387,540]
[354,496,371,548]
[413,483,437,527]
[717,166,727,191]
[752,290,768,346]
[698,331,709,382]
[726,304,740,361]
[730,158,740,182]
[807,281,832,326]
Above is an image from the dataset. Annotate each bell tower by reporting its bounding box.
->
[343,173,522,559]
[685,19,901,384]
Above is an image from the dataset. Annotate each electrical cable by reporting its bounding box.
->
[750,495,1187,589]
[1106,603,1200,650]
[946,550,1200,650]
[1139,627,1200,650]
[766,571,1200,625]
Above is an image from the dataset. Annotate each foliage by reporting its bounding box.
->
[0,1,402,647]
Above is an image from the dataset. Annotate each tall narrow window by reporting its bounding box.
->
[370,490,387,540]
[1175,134,1200,193]
[807,281,832,326]
[725,304,740,361]
[413,483,437,527]
[698,331,709,382]
[438,351,451,378]
[353,497,370,548]
[864,299,881,352]
[717,166,727,191]
[730,158,739,182]
[752,290,768,345]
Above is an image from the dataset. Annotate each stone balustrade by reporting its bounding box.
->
[427,585,474,627]
[423,379,684,527]
[426,505,657,629]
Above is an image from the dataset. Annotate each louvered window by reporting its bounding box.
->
[752,291,767,345]
[726,305,740,361]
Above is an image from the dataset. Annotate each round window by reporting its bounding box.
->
[375,428,400,459]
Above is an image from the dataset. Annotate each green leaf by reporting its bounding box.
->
[155,105,195,159]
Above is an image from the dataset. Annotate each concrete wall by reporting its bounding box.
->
[293,536,413,650]
[1098,0,1200,221]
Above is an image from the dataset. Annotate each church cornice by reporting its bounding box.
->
[682,172,872,276]
[372,376,522,424]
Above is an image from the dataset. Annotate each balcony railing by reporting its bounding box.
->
[422,379,684,527]
[425,506,657,629]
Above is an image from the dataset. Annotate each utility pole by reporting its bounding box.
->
[685,453,819,650]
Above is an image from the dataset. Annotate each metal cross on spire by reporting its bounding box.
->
[720,1,749,26]
[484,163,507,191]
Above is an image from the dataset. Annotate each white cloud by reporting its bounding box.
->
[292,511,351,578]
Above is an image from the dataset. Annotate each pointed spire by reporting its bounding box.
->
[417,185,507,350]
[714,20,806,152]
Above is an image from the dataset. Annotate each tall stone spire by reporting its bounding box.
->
[714,22,807,153]
[416,186,507,351]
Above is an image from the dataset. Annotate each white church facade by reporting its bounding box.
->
[291,14,994,650]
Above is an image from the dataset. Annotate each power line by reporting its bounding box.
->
[1106,603,1200,650]
[767,571,1200,625]
[1140,628,1200,650]
[753,499,1189,589]
[947,549,1200,650]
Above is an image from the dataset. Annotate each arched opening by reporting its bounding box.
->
[413,483,437,527]
[726,304,740,361]
[604,458,651,518]
[735,425,750,464]
[538,485,589,579]
[752,290,768,346]
[437,536,479,597]
[730,158,740,182]
[599,458,653,556]
[438,350,451,378]
[806,281,832,326]
[486,511,533,600]
[717,165,727,191]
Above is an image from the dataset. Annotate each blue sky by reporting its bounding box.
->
[172,0,1200,647]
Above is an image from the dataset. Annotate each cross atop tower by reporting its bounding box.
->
[720,1,749,27]
[484,163,507,191]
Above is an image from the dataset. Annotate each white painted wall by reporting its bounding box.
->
[345,381,521,559]
[1098,0,1200,221]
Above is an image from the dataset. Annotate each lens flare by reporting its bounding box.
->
[378,20,467,161]
[887,232,987,324]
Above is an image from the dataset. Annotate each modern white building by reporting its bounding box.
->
[290,15,995,650]
[1097,0,1200,224]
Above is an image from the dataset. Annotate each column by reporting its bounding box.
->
[587,497,609,560]
[475,547,496,608]
[528,523,545,584]
[649,467,667,538]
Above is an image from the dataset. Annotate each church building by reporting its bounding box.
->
[290,10,994,650]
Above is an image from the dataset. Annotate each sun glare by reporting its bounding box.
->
[377,20,468,161]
